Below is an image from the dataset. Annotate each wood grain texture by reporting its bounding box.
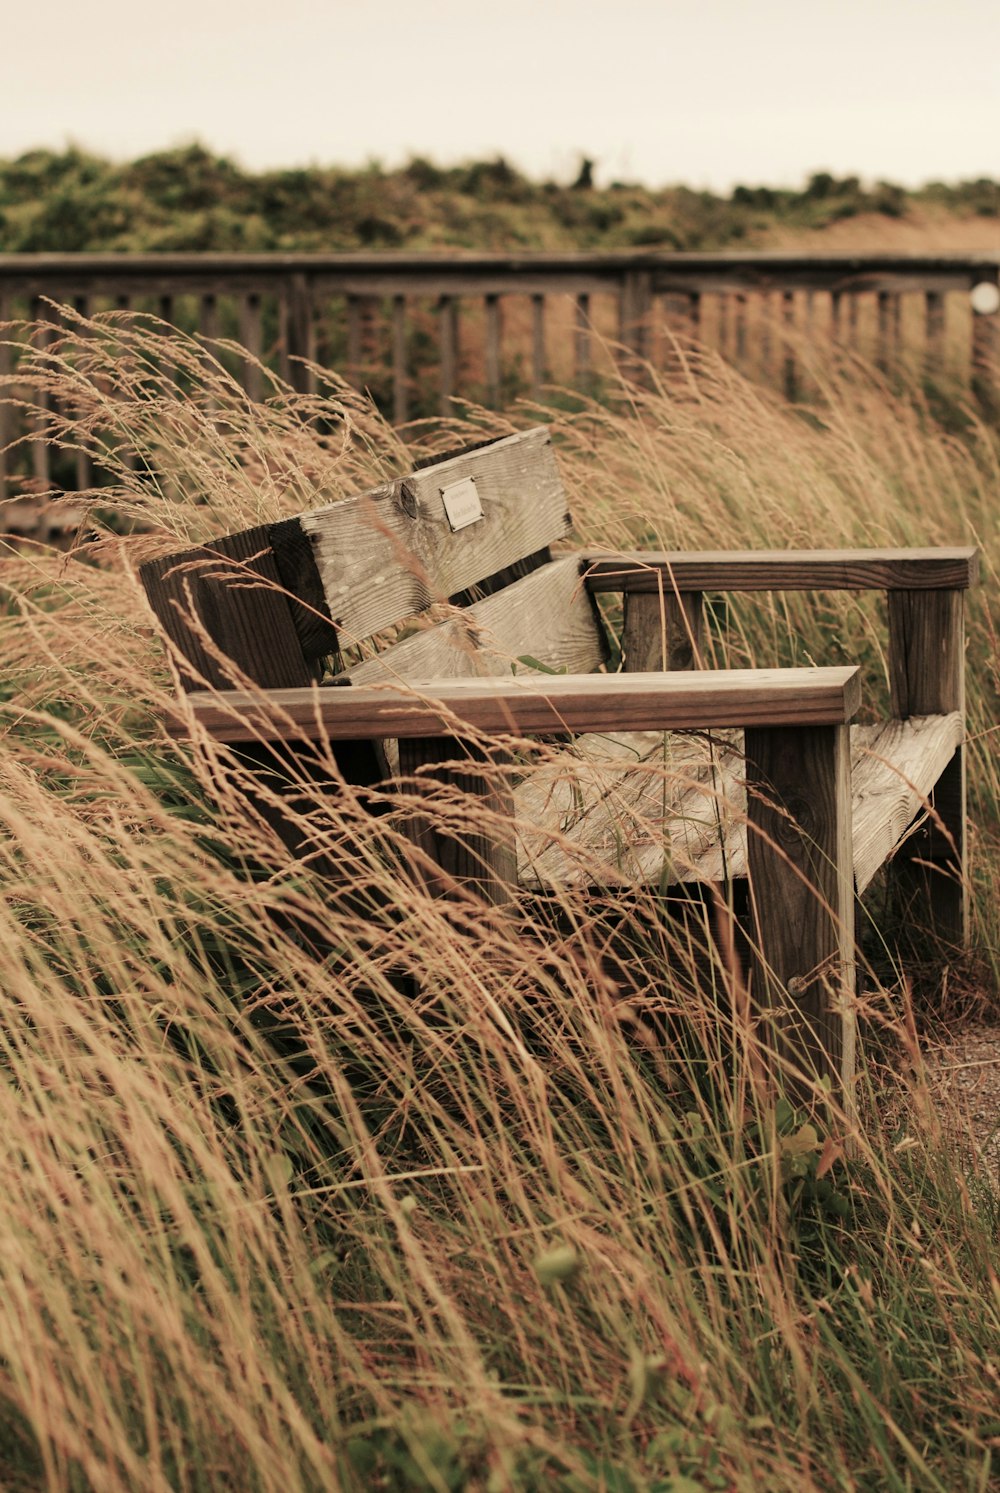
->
[140,527,315,691]
[397,737,516,904]
[346,557,605,687]
[515,713,960,893]
[585,548,980,594]
[140,526,386,881]
[745,723,855,1097]
[888,588,967,946]
[622,590,705,671]
[301,427,572,645]
[888,589,964,716]
[850,713,963,895]
[516,728,745,890]
[182,666,862,744]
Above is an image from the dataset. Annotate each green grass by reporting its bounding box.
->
[0,312,997,1490]
[0,145,996,253]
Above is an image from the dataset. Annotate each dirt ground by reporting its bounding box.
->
[923,1022,1000,1188]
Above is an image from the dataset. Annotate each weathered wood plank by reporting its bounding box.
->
[397,737,516,904]
[745,723,855,1097]
[585,548,979,593]
[180,666,862,744]
[140,525,387,879]
[140,528,319,692]
[346,557,605,687]
[30,297,55,490]
[516,712,960,893]
[239,292,264,401]
[888,588,966,946]
[347,294,363,386]
[439,294,459,414]
[531,294,546,399]
[516,728,744,890]
[782,291,797,400]
[485,294,502,407]
[924,290,945,376]
[851,711,963,895]
[301,427,572,644]
[574,294,591,381]
[392,294,408,424]
[622,589,705,671]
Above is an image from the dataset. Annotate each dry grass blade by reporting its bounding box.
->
[0,309,996,1492]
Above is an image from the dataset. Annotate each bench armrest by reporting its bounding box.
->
[179,666,862,744]
[582,547,979,594]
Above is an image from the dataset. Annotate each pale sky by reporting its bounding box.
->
[3,0,997,190]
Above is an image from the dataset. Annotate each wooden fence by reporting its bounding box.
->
[1,251,998,499]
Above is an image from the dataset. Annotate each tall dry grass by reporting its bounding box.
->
[0,309,997,1491]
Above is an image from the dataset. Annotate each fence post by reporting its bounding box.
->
[285,273,316,396]
[619,269,653,382]
[971,269,999,412]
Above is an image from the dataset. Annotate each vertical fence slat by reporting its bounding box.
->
[531,294,545,399]
[620,271,653,380]
[239,292,264,402]
[29,297,53,491]
[199,292,219,341]
[72,294,91,491]
[782,290,796,400]
[485,293,502,408]
[439,295,459,415]
[759,293,772,379]
[734,293,747,361]
[831,290,842,339]
[687,291,701,346]
[877,291,891,373]
[199,293,220,412]
[346,295,362,388]
[574,293,591,385]
[924,290,944,378]
[286,274,316,396]
[392,294,408,425]
[716,294,730,357]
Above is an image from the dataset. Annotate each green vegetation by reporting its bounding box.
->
[0,315,997,1490]
[0,144,997,253]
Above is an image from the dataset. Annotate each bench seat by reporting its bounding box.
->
[515,713,963,891]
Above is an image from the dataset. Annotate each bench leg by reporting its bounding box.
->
[397,736,517,905]
[888,590,967,953]
[744,724,856,1107]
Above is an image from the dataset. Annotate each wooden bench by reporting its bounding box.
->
[140,426,977,1105]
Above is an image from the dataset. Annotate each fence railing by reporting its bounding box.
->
[1,251,998,500]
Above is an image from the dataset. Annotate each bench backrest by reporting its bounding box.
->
[139,426,607,701]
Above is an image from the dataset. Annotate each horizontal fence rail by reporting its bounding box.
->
[0,251,998,503]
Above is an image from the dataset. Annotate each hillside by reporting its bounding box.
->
[0,144,997,256]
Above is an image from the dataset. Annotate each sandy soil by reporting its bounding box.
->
[760,207,1000,256]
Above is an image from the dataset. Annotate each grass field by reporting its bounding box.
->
[0,311,998,1491]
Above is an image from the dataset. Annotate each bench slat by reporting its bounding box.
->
[346,557,605,686]
[300,427,571,646]
[515,712,963,892]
